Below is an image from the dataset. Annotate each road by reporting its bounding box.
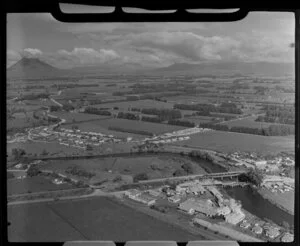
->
[50,97,63,107]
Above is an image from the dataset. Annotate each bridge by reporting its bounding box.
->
[138,170,246,184]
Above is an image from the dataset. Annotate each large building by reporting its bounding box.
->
[179,198,217,216]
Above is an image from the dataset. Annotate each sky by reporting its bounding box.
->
[6,8,295,69]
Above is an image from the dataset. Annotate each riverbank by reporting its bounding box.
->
[257,187,294,216]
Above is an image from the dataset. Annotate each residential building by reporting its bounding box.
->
[135,193,157,206]
[216,206,231,216]
[179,198,217,217]
[240,220,251,229]
[148,189,161,197]
[225,211,245,225]
[281,232,294,242]
[252,225,263,234]
[265,226,280,239]
[124,189,141,199]
[168,195,181,203]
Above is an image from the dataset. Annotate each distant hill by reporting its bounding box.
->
[7,58,68,79]
[152,62,295,77]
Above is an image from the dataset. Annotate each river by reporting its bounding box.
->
[224,186,294,227]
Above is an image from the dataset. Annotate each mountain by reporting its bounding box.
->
[152,62,295,77]
[7,58,68,79]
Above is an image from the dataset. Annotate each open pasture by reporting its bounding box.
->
[172,130,294,154]
[93,99,174,110]
[220,116,295,129]
[8,197,200,241]
[7,141,85,157]
[7,176,74,196]
[42,155,207,183]
[51,112,112,123]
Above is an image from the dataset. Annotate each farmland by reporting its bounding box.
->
[7,141,86,157]
[220,116,295,129]
[93,99,174,110]
[8,197,201,241]
[172,131,294,154]
[50,112,112,124]
[40,154,208,185]
[63,118,186,136]
[7,176,74,196]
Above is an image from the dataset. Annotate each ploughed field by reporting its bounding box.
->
[172,130,294,154]
[8,197,201,241]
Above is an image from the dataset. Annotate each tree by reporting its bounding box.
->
[281,221,290,230]
[113,175,122,183]
[133,173,149,182]
[173,169,186,177]
[86,144,93,151]
[182,163,194,174]
[41,149,48,156]
[11,148,26,160]
[27,165,41,177]
[72,125,79,131]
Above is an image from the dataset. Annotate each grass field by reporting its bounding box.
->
[7,141,86,157]
[93,99,174,110]
[220,116,295,129]
[7,176,74,196]
[8,197,201,242]
[183,116,214,124]
[172,130,295,154]
[51,112,112,123]
[41,155,207,184]
[64,118,185,136]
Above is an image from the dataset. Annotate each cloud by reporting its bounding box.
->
[22,48,43,58]
[54,48,120,66]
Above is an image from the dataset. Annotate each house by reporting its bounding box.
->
[265,226,280,239]
[168,195,181,203]
[240,220,251,229]
[124,189,141,199]
[216,206,231,216]
[148,189,161,197]
[179,198,217,217]
[281,232,294,242]
[252,225,263,234]
[225,211,245,225]
[135,193,157,206]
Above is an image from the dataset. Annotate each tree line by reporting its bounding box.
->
[174,103,243,115]
[84,107,112,116]
[199,122,294,136]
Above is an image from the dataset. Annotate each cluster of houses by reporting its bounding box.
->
[261,175,295,193]
[143,127,211,145]
[29,126,125,149]
[226,151,294,179]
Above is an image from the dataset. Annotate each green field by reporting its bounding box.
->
[220,116,294,129]
[51,112,112,123]
[8,197,201,241]
[7,141,86,157]
[41,155,207,184]
[183,116,214,125]
[64,118,185,136]
[93,99,174,110]
[172,130,295,154]
[7,176,74,196]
